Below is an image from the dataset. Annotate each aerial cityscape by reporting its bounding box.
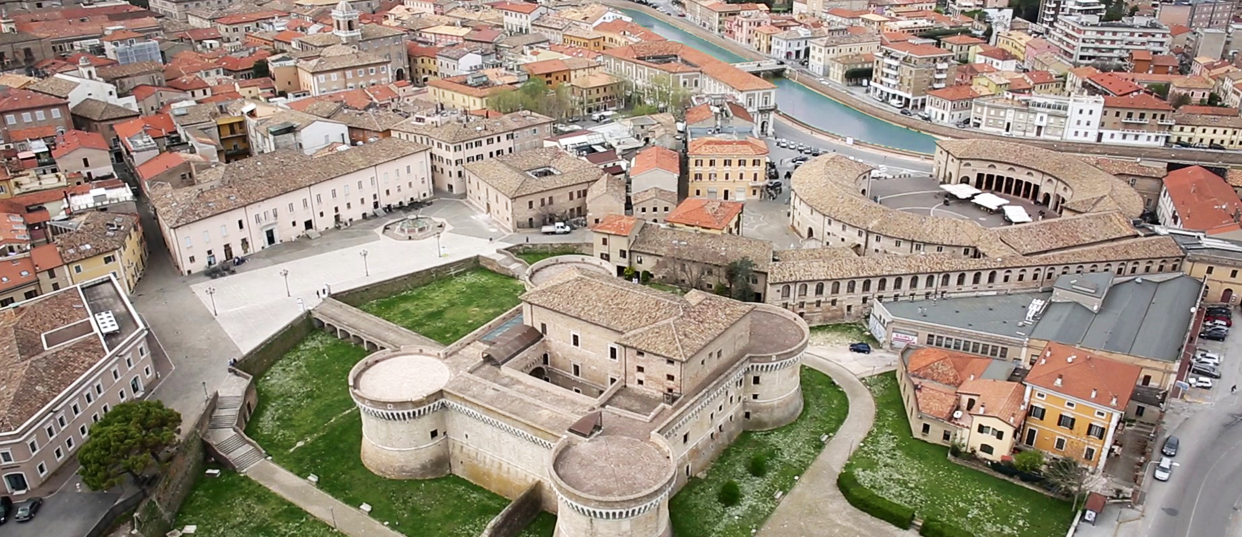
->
[0,0,1237,535]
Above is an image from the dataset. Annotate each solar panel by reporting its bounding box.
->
[94,311,119,334]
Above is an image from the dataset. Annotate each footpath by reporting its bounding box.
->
[246,460,405,537]
[760,353,916,537]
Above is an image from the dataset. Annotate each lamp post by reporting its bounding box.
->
[436,232,444,258]
[205,287,217,316]
[360,249,370,277]
[279,269,290,297]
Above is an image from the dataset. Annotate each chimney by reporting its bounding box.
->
[979,404,986,415]
[1067,355,1075,363]
[1040,358,1046,365]
[1090,388,1097,399]
[1111,395,1118,406]
[1054,375,1063,387]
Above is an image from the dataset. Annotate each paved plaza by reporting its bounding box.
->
[873,175,1053,228]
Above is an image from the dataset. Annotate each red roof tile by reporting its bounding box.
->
[1027,342,1141,412]
[1162,165,1242,234]
[666,198,744,231]
[51,130,109,158]
[631,146,680,176]
[589,214,638,235]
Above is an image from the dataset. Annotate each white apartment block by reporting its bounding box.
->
[1048,15,1171,66]
[1038,0,1105,27]
[391,110,554,195]
[149,138,432,274]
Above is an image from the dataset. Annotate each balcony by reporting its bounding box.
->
[884,57,900,66]
[934,72,947,79]
[882,67,898,76]
[1120,117,1147,124]
[935,62,949,69]
[932,82,946,89]
[1158,118,1176,125]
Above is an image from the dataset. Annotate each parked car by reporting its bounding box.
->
[1200,328,1228,341]
[900,109,914,116]
[1198,351,1221,361]
[1154,457,1174,481]
[13,498,40,523]
[777,138,788,148]
[1210,143,1227,150]
[0,496,10,524]
[1162,436,1180,457]
[1207,307,1232,318]
[1192,364,1222,378]
[541,222,571,235]
[1208,315,1233,327]
[1195,355,1222,368]
[849,342,872,354]
[1189,377,1215,389]
[1206,319,1231,329]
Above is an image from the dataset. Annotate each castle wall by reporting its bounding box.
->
[444,396,559,509]
[358,402,450,480]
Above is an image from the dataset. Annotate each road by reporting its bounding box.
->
[1142,324,1242,537]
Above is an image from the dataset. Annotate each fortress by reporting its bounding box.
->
[339,257,808,536]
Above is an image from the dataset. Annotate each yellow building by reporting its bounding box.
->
[1021,343,1141,470]
[562,28,605,51]
[407,44,442,85]
[754,25,779,55]
[216,114,249,162]
[996,31,1034,64]
[53,212,146,294]
[427,75,516,111]
[569,72,622,115]
[1172,107,1242,150]
[1180,232,1242,304]
[688,135,768,201]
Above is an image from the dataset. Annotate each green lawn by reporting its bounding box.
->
[845,375,1075,537]
[646,281,686,295]
[174,467,341,537]
[244,331,555,537]
[809,322,878,345]
[358,268,525,344]
[669,367,849,537]
[516,248,580,265]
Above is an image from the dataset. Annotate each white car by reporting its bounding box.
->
[1206,319,1229,329]
[1189,377,1215,389]
[1195,355,1222,367]
[1198,351,1221,362]
[1154,456,1174,481]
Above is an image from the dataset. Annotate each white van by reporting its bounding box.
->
[591,110,617,122]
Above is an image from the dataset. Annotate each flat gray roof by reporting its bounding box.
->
[884,273,1201,363]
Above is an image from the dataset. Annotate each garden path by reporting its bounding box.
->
[760,353,916,537]
[246,460,405,537]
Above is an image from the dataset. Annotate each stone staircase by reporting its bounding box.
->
[483,250,529,280]
[205,372,266,473]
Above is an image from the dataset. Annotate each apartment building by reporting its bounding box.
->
[1038,0,1104,27]
[0,276,153,495]
[294,1,409,83]
[463,147,606,232]
[297,46,391,96]
[1049,15,1171,67]
[808,32,880,78]
[1157,0,1232,29]
[1157,165,1242,239]
[1172,106,1242,149]
[870,42,955,109]
[496,2,547,34]
[971,93,1104,140]
[0,86,71,148]
[1022,343,1140,470]
[687,135,768,201]
[51,212,146,294]
[391,110,554,195]
[426,74,516,112]
[926,85,982,126]
[149,138,432,274]
[1097,93,1173,147]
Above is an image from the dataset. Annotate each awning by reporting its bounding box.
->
[1003,205,1032,223]
[939,183,981,199]
[972,193,1009,211]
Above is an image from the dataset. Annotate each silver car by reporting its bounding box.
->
[1154,456,1174,481]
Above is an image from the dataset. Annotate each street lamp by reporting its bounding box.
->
[360,249,370,277]
[436,232,444,258]
[205,287,217,316]
[279,269,290,297]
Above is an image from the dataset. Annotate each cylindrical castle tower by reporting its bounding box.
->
[743,305,809,430]
[549,435,677,537]
[348,349,453,479]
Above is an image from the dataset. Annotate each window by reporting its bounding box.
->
[20,112,31,123]
[571,332,580,347]
[56,415,65,428]
[0,451,10,464]
[36,463,46,477]
[1065,401,1076,409]
[609,345,618,360]
[79,424,87,437]
[27,439,37,454]
[1054,437,1067,451]
[1087,424,1106,439]
[1084,446,1096,461]
[942,430,952,442]
[980,444,994,455]
[1057,414,1076,430]
[1030,406,1046,420]
[752,375,760,385]
[921,423,930,435]
[45,425,53,438]
[34,110,44,121]
[66,436,74,449]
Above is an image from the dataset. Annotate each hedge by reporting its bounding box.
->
[837,470,915,529]
[920,516,977,537]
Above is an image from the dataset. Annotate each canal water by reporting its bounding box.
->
[619,9,939,153]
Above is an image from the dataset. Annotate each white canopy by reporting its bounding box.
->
[1003,205,1032,223]
[972,193,1009,211]
[939,183,982,199]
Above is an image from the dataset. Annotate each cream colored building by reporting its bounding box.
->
[687,135,768,201]
[808,32,879,79]
[392,110,553,195]
[297,45,391,96]
[52,212,146,294]
[463,147,607,232]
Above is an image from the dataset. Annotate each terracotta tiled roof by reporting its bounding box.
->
[135,151,197,182]
[1086,72,1144,96]
[0,86,66,113]
[1102,92,1172,111]
[1162,165,1242,234]
[51,130,109,158]
[589,213,639,236]
[941,34,984,46]
[688,136,768,156]
[667,198,743,231]
[1026,342,1141,412]
[494,1,541,14]
[631,146,679,176]
[30,242,62,270]
[927,85,981,101]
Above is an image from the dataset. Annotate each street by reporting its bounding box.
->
[1141,323,1242,537]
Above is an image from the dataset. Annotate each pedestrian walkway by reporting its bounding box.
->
[246,460,405,537]
[761,353,915,537]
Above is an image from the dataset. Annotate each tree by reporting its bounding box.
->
[78,401,181,491]
[252,59,270,79]
[487,78,573,119]
[1171,93,1192,108]
[647,74,693,119]
[1208,92,1224,107]
[1009,0,1040,23]
[1013,449,1045,473]
[717,480,741,506]
[1150,82,1170,99]
[1043,456,1091,510]
[1102,0,1126,21]
[727,257,756,302]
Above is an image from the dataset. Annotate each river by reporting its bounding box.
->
[618,9,939,154]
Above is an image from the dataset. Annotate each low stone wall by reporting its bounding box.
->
[235,313,314,377]
[503,242,591,257]
[134,397,214,537]
[335,256,481,307]
[479,481,545,537]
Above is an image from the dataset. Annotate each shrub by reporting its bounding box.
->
[640,270,653,284]
[1013,450,1045,474]
[714,282,731,297]
[717,480,741,507]
[622,266,637,280]
[837,470,914,529]
[747,453,769,477]
[920,517,977,537]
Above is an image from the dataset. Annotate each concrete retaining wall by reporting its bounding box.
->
[479,482,545,537]
[334,256,481,307]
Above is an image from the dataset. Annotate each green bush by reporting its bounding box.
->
[920,517,977,537]
[717,480,741,507]
[1013,450,1045,473]
[640,270,653,284]
[837,470,914,529]
[622,266,637,280]
[747,453,769,477]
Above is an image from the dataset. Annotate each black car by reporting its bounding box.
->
[849,342,872,354]
[1201,329,1228,341]
[1207,307,1232,319]
[1162,436,1180,457]
[13,497,41,523]
[1210,143,1227,150]
[1192,364,1222,379]
[900,109,914,116]
[0,496,11,524]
